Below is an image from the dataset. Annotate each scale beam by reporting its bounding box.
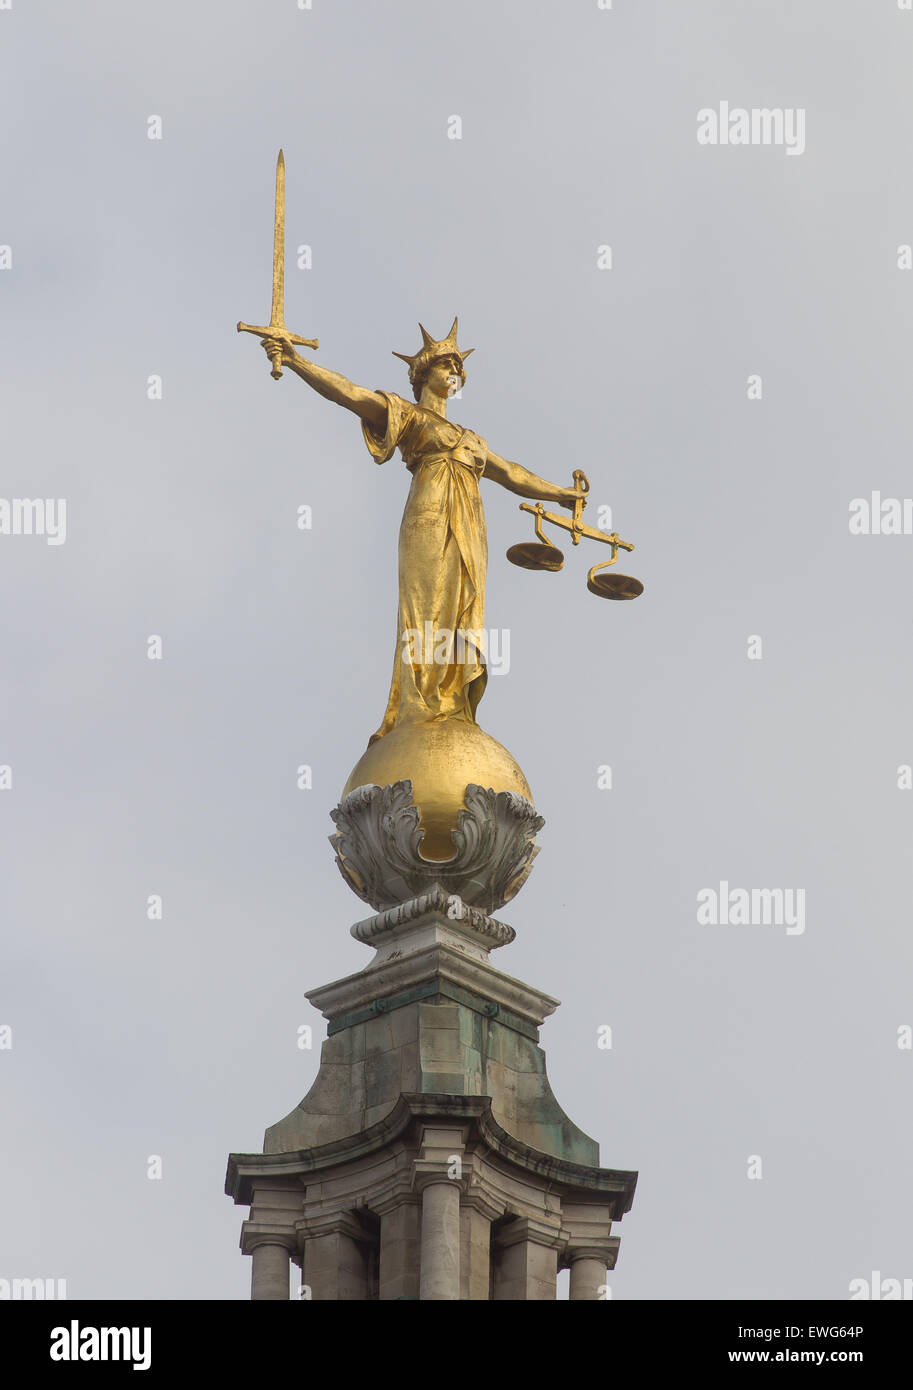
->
[508,469,643,600]
[519,502,635,553]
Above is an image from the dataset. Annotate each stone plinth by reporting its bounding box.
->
[226,891,637,1299]
[264,891,595,1165]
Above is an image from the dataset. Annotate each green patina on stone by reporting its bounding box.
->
[265,993,599,1169]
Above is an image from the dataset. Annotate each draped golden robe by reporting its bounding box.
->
[362,391,489,744]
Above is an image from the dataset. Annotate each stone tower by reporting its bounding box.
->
[225,776,637,1300]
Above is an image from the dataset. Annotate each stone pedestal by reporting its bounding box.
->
[227,876,637,1300]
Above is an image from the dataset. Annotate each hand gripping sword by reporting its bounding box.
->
[237,150,318,378]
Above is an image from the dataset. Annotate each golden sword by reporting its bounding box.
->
[237,150,318,378]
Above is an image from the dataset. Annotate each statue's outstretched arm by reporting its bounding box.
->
[484,450,578,510]
[263,339,387,430]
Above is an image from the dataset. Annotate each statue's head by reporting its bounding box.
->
[415,354,464,403]
[393,318,474,403]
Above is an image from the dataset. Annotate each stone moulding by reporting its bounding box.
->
[350,885,515,950]
[329,779,545,914]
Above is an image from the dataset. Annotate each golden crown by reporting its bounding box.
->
[392,317,474,386]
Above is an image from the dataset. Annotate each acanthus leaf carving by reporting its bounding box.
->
[329,780,544,914]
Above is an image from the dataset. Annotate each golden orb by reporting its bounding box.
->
[341,719,534,862]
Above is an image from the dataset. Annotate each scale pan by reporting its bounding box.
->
[506,542,564,572]
[587,571,644,600]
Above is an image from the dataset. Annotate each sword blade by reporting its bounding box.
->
[270,150,285,329]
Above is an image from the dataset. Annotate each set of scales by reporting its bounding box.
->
[239,154,644,602]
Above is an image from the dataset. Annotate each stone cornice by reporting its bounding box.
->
[478,1108,638,1216]
[307,945,560,1032]
[226,1094,638,1218]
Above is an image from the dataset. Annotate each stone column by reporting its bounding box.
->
[241,1183,304,1301]
[411,1124,467,1301]
[561,1212,619,1301]
[492,1217,562,1300]
[249,1240,291,1300]
[569,1251,609,1301]
[419,1180,461,1300]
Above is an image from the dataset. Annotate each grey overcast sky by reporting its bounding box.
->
[1,0,911,1299]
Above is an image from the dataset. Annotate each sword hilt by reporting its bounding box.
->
[236,322,319,379]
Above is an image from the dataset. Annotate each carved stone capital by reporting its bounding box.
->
[329,780,544,915]
[410,1166,470,1199]
[564,1239,620,1269]
[240,1221,298,1257]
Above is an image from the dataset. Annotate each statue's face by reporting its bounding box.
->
[423,356,464,399]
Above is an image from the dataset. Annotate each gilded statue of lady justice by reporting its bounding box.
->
[258,317,580,745]
[239,154,637,858]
